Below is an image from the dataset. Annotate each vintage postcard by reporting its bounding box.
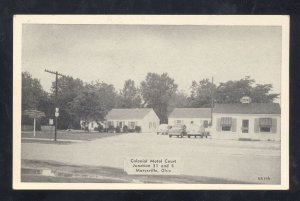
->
[13,15,289,190]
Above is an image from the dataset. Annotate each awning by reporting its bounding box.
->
[259,118,272,126]
[220,117,232,125]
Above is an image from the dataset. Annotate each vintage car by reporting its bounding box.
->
[168,124,187,138]
[186,124,211,138]
[157,124,171,135]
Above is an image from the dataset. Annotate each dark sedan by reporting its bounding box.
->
[168,125,187,138]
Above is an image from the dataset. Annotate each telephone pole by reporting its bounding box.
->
[45,69,66,141]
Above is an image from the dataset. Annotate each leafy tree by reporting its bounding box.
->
[141,73,177,123]
[22,71,47,110]
[22,72,49,126]
[117,79,142,108]
[70,82,117,127]
[187,79,216,108]
[167,91,189,114]
[50,76,84,129]
[215,76,279,103]
[215,76,254,103]
[251,84,279,103]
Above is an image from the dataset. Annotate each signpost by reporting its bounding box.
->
[23,110,45,137]
[54,107,59,141]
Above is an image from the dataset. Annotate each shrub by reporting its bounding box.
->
[123,125,128,133]
[96,124,104,132]
[128,128,135,133]
[116,126,121,133]
[108,125,115,133]
[135,126,141,133]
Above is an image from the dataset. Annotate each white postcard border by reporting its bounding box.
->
[13,15,290,190]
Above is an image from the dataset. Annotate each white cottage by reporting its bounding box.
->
[211,102,281,141]
[168,108,212,129]
[105,108,160,133]
[80,120,104,131]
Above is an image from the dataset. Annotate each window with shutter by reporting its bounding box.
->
[259,118,272,133]
[220,117,232,132]
[128,122,136,129]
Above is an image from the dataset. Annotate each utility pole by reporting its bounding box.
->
[211,77,214,126]
[45,69,66,141]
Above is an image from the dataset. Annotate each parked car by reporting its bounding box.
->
[169,125,187,138]
[186,124,210,138]
[157,124,171,135]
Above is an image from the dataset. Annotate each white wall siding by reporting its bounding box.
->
[141,109,160,133]
[104,109,160,133]
[212,113,281,141]
[169,117,211,129]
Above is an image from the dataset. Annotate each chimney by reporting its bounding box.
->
[240,96,252,104]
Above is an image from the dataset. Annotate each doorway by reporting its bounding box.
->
[242,119,249,133]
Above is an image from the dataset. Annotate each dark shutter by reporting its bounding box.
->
[203,120,208,128]
[232,118,237,132]
[254,118,259,133]
[271,118,277,133]
[217,118,221,132]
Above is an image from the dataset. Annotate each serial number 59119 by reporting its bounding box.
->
[258,176,271,181]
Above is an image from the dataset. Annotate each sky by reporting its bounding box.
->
[22,24,282,95]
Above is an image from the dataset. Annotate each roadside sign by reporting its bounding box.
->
[55,107,59,113]
[55,112,59,117]
[49,119,53,125]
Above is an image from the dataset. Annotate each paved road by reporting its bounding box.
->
[21,132,281,184]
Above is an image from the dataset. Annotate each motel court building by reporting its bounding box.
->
[105,108,160,133]
[168,108,212,129]
[211,99,281,141]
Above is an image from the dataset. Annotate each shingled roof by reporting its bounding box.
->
[106,108,153,120]
[168,108,212,118]
[213,103,281,114]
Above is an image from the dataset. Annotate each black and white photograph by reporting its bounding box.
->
[13,15,289,190]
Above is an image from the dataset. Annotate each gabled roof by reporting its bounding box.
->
[106,108,153,120]
[213,103,281,114]
[168,108,212,118]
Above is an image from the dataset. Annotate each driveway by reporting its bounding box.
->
[21,132,281,184]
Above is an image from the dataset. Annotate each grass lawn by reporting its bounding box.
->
[22,130,131,141]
